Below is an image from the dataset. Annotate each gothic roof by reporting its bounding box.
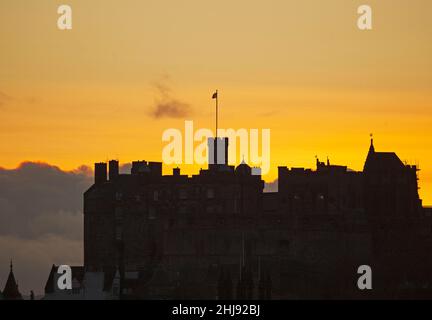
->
[2,262,22,300]
[364,139,404,172]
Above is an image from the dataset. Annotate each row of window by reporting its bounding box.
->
[114,197,243,222]
[115,188,217,202]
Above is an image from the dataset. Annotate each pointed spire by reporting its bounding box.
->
[3,260,22,300]
[364,133,376,172]
[369,133,375,154]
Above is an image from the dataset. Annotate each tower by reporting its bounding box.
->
[94,162,107,184]
[2,261,23,300]
[208,137,229,166]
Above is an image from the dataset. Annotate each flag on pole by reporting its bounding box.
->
[212,91,218,99]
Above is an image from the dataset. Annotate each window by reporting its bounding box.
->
[279,239,290,249]
[194,187,201,196]
[115,207,123,220]
[206,188,215,199]
[72,279,80,294]
[217,204,223,214]
[187,216,195,226]
[153,190,159,201]
[112,286,119,296]
[149,207,156,219]
[195,239,204,255]
[115,225,122,240]
[224,238,231,251]
[179,189,188,200]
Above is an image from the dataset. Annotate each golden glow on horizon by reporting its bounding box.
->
[0,0,431,204]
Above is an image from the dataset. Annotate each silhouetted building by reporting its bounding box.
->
[2,261,23,300]
[83,139,431,299]
[363,138,427,296]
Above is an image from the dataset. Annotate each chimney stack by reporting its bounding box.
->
[109,160,119,181]
[95,162,107,184]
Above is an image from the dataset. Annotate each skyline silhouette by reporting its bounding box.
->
[1,136,431,297]
[76,137,431,299]
[0,0,431,300]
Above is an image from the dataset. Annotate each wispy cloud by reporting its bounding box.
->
[0,90,12,107]
[148,79,192,119]
[0,91,40,108]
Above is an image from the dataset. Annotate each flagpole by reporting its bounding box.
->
[212,90,218,165]
[215,89,218,140]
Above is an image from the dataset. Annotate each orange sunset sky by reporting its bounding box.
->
[1,0,432,204]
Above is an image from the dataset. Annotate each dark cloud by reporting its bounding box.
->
[148,81,192,119]
[151,100,192,119]
[0,162,93,295]
[0,162,91,240]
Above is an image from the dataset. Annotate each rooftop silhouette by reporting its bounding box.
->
[70,138,432,299]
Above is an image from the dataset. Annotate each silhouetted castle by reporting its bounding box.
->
[83,138,432,299]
